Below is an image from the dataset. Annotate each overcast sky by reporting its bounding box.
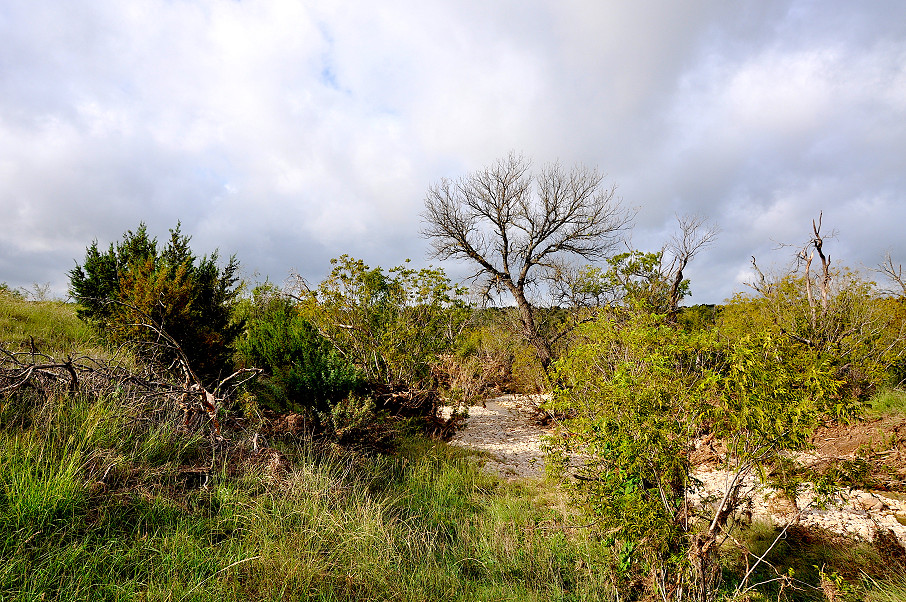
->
[2,1,905,304]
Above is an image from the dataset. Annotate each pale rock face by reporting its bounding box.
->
[444,394,906,546]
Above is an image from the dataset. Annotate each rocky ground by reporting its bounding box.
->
[442,395,550,479]
[443,394,906,545]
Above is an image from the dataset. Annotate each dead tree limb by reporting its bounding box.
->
[877,252,906,297]
[665,214,719,321]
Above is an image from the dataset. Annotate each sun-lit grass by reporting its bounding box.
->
[0,382,620,601]
[0,291,94,354]
[869,387,906,417]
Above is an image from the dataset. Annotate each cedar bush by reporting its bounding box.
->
[68,223,242,383]
[235,287,363,417]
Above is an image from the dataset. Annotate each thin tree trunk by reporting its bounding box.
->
[512,288,552,372]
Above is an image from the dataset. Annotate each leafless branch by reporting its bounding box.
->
[422,152,634,369]
[665,214,719,320]
[877,252,906,297]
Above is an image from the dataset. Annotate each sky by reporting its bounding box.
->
[1,0,905,304]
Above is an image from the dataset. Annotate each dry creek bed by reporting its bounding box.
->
[442,394,906,546]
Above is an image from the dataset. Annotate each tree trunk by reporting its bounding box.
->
[512,288,553,372]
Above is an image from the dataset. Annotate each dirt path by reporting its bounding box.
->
[443,395,550,478]
[445,394,906,545]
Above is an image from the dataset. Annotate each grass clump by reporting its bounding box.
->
[869,388,906,417]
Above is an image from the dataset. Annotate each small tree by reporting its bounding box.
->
[422,152,632,371]
[289,256,470,411]
[69,223,242,383]
[664,214,718,321]
[235,285,363,418]
[565,250,677,312]
[876,253,906,384]
[877,252,906,298]
[555,214,717,317]
[546,311,849,600]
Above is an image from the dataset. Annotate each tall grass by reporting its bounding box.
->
[0,292,93,354]
[0,383,618,601]
[869,387,906,417]
[865,577,906,602]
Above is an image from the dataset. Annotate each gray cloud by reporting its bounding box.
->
[1,0,904,303]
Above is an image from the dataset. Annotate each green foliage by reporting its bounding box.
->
[301,255,470,393]
[878,297,906,386]
[677,304,721,333]
[721,267,906,395]
[721,520,902,602]
[69,223,242,383]
[235,285,363,416]
[325,393,377,442]
[569,250,690,312]
[606,250,686,311]
[546,310,853,599]
[547,312,713,573]
[0,283,24,300]
[439,308,549,398]
[869,387,906,417]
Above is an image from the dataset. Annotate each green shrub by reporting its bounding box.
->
[869,387,906,416]
[442,308,549,396]
[546,310,854,600]
[236,287,363,417]
[299,256,470,394]
[69,223,242,383]
[720,267,906,399]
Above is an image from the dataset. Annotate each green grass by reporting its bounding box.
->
[0,291,94,354]
[0,386,619,601]
[865,576,906,602]
[717,519,906,601]
[869,387,906,417]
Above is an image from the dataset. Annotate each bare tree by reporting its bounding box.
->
[877,251,906,298]
[421,152,633,370]
[665,214,719,321]
[749,213,841,348]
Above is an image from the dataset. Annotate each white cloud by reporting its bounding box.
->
[0,0,904,302]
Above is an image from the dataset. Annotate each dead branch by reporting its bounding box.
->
[665,214,719,320]
[2,296,263,442]
[877,252,906,297]
[106,296,239,439]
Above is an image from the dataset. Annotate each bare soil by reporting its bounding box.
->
[441,395,550,478]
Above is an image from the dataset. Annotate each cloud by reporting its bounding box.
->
[0,0,904,303]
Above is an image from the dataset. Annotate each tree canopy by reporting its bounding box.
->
[422,153,633,369]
